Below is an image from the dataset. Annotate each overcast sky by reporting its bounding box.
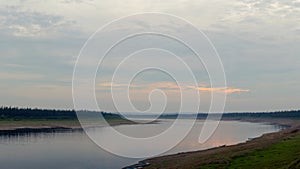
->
[0,0,299,112]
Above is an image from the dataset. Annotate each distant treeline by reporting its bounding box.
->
[221,110,300,119]
[0,107,122,120]
[159,110,300,119]
[1,107,299,120]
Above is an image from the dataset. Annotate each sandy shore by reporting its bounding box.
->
[0,120,80,131]
[0,118,159,133]
[0,119,138,132]
[128,118,300,169]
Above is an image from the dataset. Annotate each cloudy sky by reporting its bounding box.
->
[0,0,299,112]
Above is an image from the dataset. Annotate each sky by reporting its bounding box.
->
[0,0,299,113]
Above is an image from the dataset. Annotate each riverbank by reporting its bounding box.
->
[0,107,139,132]
[139,118,300,169]
[0,118,135,132]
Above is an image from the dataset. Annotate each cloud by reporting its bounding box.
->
[98,82,180,91]
[194,87,250,94]
[98,82,249,94]
[0,5,76,38]
[99,82,132,88]
[0,72,44,80]
[213,0,300,43]
[224,88,250,94]
[0,0,298,111]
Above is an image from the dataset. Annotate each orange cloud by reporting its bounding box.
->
[197,87,221,92]
[224,88,250,94]
[98,82,179,90]
[98,82,129,87]
[196,87,250,94]
[98,82,250,94]
[98,82,143,88]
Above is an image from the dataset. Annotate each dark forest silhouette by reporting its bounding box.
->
[0,107,121,120]
[160,110,300,119]
[221,110,300,118]
[0,106,299,120]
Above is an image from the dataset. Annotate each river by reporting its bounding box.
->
[0,119,285,169]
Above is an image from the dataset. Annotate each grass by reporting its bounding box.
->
[199,134,300,169]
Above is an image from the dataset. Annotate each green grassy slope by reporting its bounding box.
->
[199,133,300,169]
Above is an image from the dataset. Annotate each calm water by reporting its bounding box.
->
[0,120,285,169]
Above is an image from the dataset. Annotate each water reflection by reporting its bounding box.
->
[169,121,287,154]
[0,128,84,144]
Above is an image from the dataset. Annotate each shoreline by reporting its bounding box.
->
[0,119,136,133]
[220,117,299,128]
[0,118,160,134]
[127,118,299,169]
